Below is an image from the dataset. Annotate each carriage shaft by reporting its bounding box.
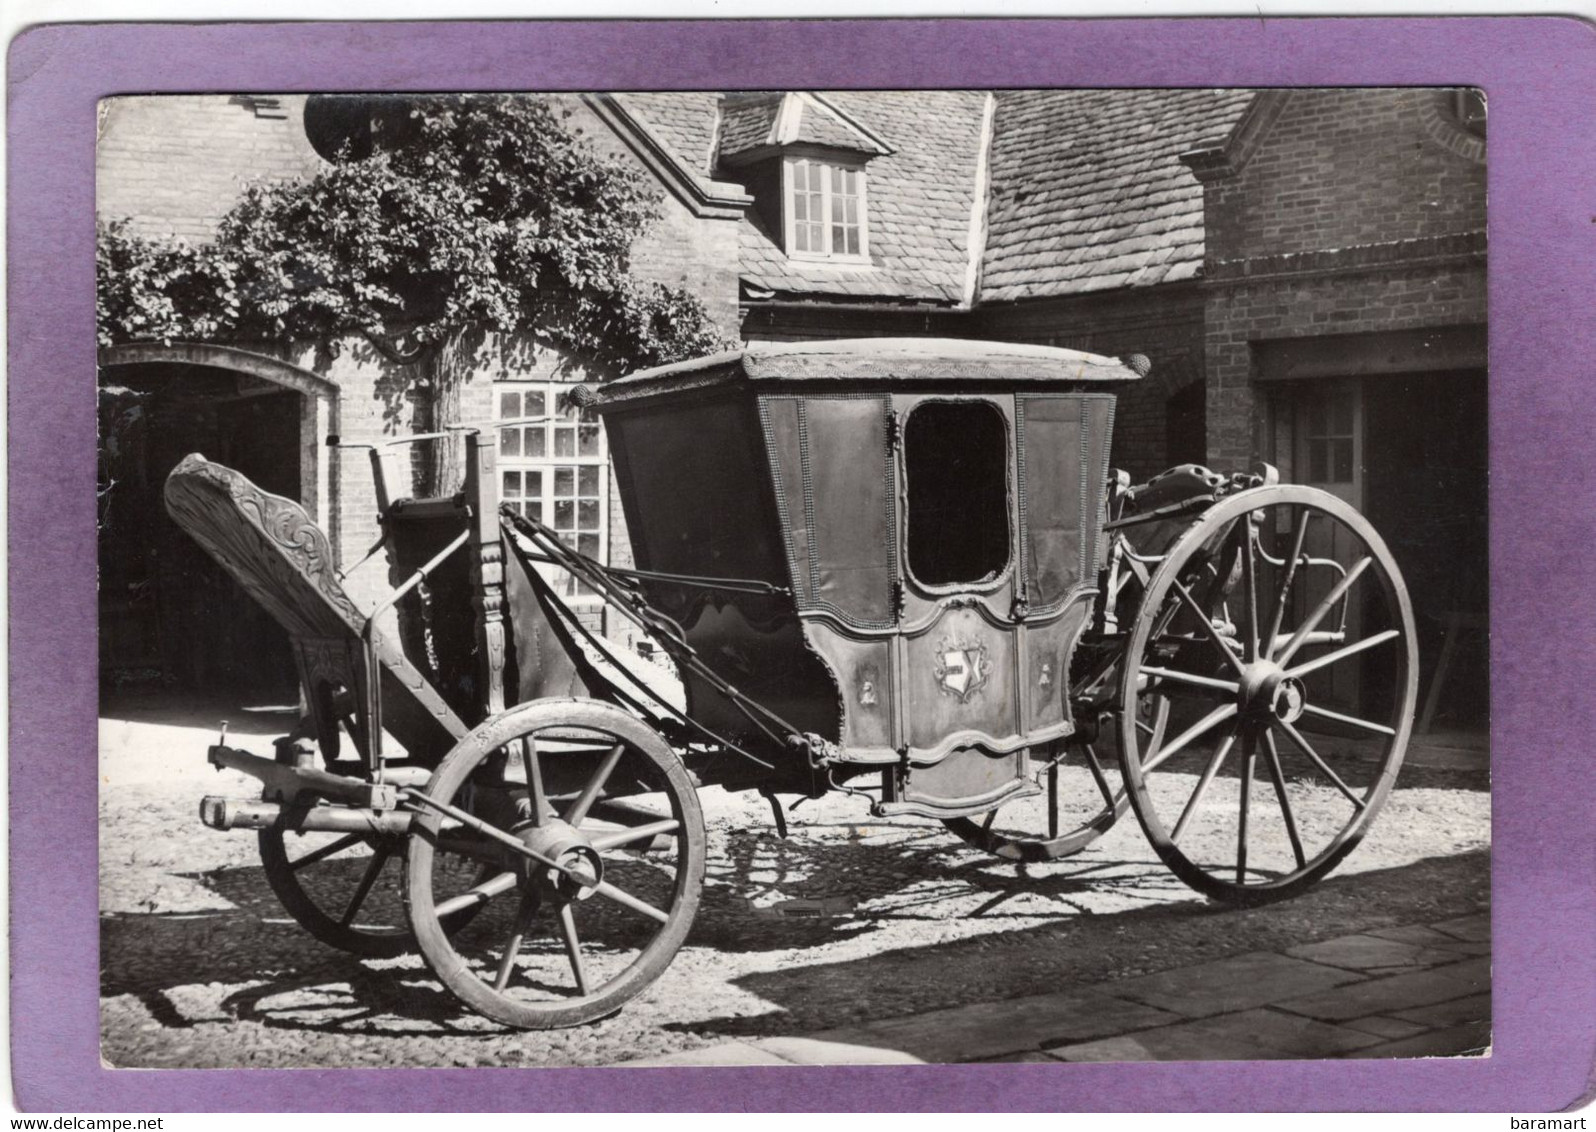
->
[199,796,414,835]
[208,743,398,809]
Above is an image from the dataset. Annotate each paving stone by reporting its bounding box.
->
[1176,1008,1385,1056]
[1392,992,1491,1030]
[1369,924,1473,950]
[1341,1015,1431,1040]
[1047,1024,1284,1063]
[1105,951,1364,1019]
[1430,914,1491,943]
[1343,1020,1491,1060]
[1286,933,1461,972]
[752,1037,923,1065]
[806,991,1181,1063]
[1276,958,1490,1022]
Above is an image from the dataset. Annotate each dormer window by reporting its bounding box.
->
[717,91,891,266]
[787,156,867,260]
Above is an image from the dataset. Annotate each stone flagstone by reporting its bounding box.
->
[1345,1020,1491,1060]
[1046,1025,1283,1063]
[1276,957,1489,1022]
[1369,924,1479,951]
[1105,951,1364,1019]
[1340,1015,1432,1041]
[807,990,1180,1063]
[1392,992,1491,1030]
[1430,914,1491,943]
[1286,933,1462,972]
[1174,1007,1384,1057]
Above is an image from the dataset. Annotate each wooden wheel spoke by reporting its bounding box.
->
[492,889,539,993]
[1264,507,1311,653]
[557,903,591,996]
[519,737,548,827]
[1275,555,1372,667]
[288,832,365,872]
[434,869,520,920]
[1240,520,1261,664]
[1170,727,1238,844]
[1078,741,1121,810]
[1300,702,1398,737]
[588,819,681,852]
[1171,578,1247,677]
[1277,719,1367,810]
[1262,728,1308,869]
[1286,629,1401,681]
[593,880,670,924]
[1141,666,1240,697]
[1142,703,1239,774]
[338,846,391,926]
[565,743,626,828]
[1236,730,1256,883]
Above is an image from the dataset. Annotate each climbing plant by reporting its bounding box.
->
[98,94,734,491]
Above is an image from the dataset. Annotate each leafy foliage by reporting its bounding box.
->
[97,95,734,378]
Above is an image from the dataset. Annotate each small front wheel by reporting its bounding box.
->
[404,699,705,1029]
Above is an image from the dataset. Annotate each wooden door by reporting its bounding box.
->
[1292,381,1364,710]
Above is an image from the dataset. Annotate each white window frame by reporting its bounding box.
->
[782,153,870,264]
[494,379,609,608]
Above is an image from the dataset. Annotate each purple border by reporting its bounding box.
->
[10,16,1595,1112]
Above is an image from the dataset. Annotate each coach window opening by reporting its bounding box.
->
[902,399,1011,590]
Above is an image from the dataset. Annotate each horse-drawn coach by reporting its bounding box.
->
[167,337,1416,1029]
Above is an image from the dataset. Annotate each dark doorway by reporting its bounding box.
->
[1362,370,1489,731]
[1165,379,1207,468]
[99,364,303,703]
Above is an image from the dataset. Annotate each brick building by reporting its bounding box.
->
[97,88,1486,728]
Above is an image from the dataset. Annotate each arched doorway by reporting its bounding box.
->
[98,343,337,703]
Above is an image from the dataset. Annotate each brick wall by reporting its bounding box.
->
[1205,89,1487,263]
[1198,88,1487,471]
[979,284,1208,482]
[97,95,323,242]
[565,98,744,339]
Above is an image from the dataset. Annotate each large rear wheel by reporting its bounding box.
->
[1118,487,1417,905]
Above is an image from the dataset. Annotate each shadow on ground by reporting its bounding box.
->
[669,848,1491,1041]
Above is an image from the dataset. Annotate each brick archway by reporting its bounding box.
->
[98,341,338,533]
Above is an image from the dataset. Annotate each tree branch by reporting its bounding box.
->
[361,328,431,366]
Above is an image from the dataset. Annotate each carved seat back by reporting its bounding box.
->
[164,454,468,766]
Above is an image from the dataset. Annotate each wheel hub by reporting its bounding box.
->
[516,819,604,900]
[1239,662,1307,724]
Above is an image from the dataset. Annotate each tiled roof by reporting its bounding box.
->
[717,96,782,161]
[981,89,1255,303]
[618,92,722,175]
[740,89,990,304]
[787,95,889,155]
[614,89,1257,307]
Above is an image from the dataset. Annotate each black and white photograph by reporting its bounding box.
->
[95,86,1490,1070]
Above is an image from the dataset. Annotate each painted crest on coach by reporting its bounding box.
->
[933,637,990,703]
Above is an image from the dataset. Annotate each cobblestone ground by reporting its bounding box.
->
[100,701,1489,1069]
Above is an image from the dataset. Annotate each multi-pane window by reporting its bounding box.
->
[496,382,606,601]
[786,157,867,260]
[1303,388,1357,484]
